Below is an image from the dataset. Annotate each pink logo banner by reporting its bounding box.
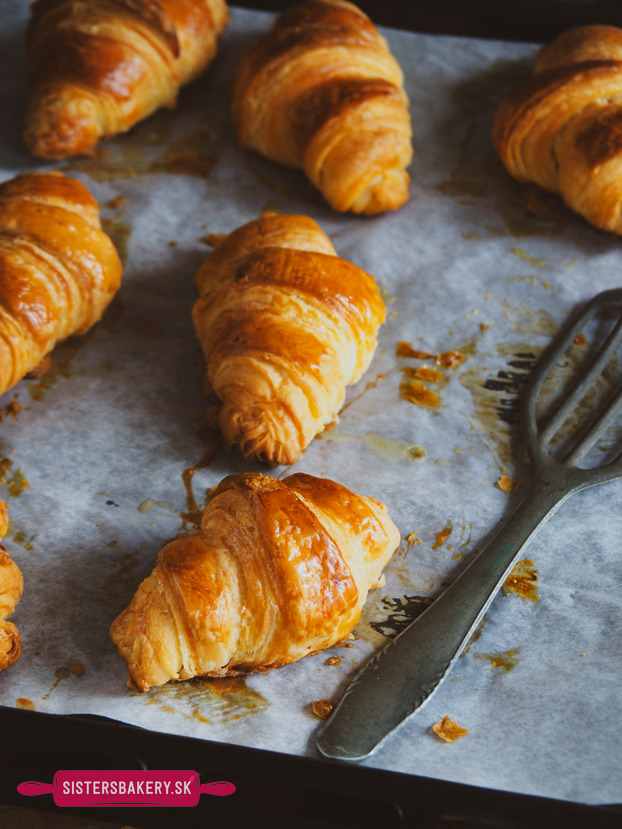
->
[18,770,235,807]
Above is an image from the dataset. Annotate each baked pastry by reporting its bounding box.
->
[232,0,412,214]
[192,212,386,466]
[110,471,400,692]
[0,171,122,397]
[0,499,23,672]
[493,24,622,234]
[24,0,230,159]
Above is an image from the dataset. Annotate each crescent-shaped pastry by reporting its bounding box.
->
[24,0,229,159]
[110,472,400,692]
[232,0,413,214]
[493,24,622,234]
[0,499,23,673]
[192,213,386,466]
[0,171,122,397]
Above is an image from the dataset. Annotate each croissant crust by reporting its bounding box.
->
[232,0,412,214]
[493,24,622,234]
[24,0,229,158]
[0,500,23,673]
[110,472,400,692]
[0,171,122,397]
[192,213,386,466]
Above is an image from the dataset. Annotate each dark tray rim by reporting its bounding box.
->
[4,2,622,827]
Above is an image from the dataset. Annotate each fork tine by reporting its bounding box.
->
[563,381,622,465]
[540,314,622,446]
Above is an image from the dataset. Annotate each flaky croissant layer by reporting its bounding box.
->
[110,472,400,692]
[493,24,622,234]
[0,499,23,673]
[0,171,122,397]
[192,212,386,466]
[232,0,413,214]
[24,0,229,159]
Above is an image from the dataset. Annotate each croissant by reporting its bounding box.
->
[24,0,229,159]
[231,0,413,214]
[110,471,400,692]
[0,499,23,673]
[0,171,122,397]
[192,213,386,466]
[493,24,622,234]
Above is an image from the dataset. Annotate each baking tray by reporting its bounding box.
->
[2,1,622,826]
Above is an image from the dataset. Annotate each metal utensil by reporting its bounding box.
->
[316,287,622,762]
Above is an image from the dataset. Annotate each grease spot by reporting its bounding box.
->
[474,649,520,672]
[503,559,538,601]
[144,676,269,724]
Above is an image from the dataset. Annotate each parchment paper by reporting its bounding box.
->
[1,1,621,807]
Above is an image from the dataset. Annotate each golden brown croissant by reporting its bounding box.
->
[110,471,400,692]
[493,24,622,234]
[232,0,412,214]
[0,499,23,673]
[24,0,230,159]
[0,171,122,397]
[192,213,386,466]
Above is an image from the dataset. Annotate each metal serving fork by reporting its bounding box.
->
[316,287,622,762]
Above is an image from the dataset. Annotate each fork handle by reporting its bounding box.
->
[315,477,573,761]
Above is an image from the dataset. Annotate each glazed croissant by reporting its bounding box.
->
[110,472,400,692]
[232,0,413,214]
[0,171,122,397]
[192,213,386,466]
[0,499,23,673]
[24,0,229,159]
[493,24,622,234]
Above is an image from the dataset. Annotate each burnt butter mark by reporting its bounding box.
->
[482,351,537,423]
[369,594,433,639]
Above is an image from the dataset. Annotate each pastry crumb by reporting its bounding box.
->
[402,365,443,383]
[503,559,538,601]
[105,194,127,210]
[201,232,227,247]
[431,715,468,742]
[497,475,521,494]
[312,699,336,719]
[436,350,466,369]
[399,380,440,408]
[6,399,21,418]
[396,341,434,359]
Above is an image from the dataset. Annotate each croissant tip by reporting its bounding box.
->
[23,92,101,160]
[346,169,411,215]
[127,674,149,693]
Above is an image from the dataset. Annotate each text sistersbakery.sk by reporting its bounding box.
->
[17,770,236,806]
[62,779,192,796]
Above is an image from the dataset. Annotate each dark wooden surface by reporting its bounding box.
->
[235,0,622,42]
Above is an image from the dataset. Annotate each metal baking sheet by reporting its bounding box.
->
[1,0,621,806]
